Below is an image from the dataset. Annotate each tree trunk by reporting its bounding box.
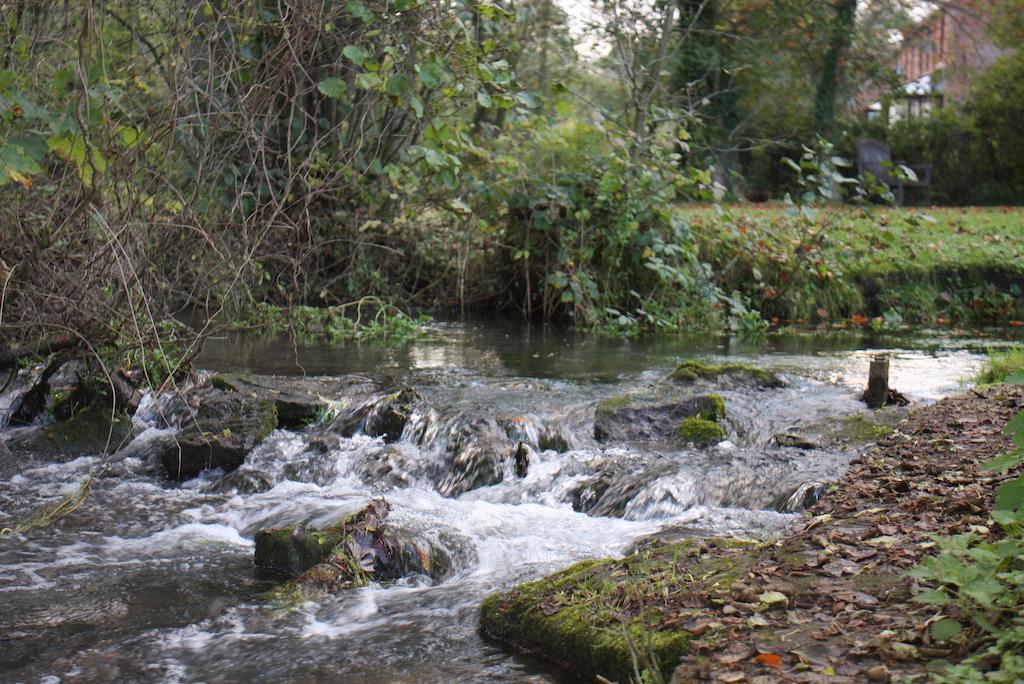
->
[631,5,677,161]
[813,0,857,139]
[863,355,889,409]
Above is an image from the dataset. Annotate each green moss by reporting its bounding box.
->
[253,526,349,577]
[670,360,782,387]
[479,540,766,681]
[595,394,633,417]
[480,555,689,682]
[834,414,894,443]
[704,393,726,421]
[209,375,234,391]
[14,405,134,458]
[677,416,727,446]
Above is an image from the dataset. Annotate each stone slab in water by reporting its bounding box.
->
[254,500,449,592]
[594,394,724,443]
[160,387,277,480]
[211,373,354,428]
[2,405,135,461]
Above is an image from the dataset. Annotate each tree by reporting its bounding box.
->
[814,0,859,139]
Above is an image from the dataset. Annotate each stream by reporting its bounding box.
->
[0,323,1015,683]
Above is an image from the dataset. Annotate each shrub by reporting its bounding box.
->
[470,120,723,333]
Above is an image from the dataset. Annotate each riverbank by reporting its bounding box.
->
[480,383,1024,682]
[691,206,1024,329]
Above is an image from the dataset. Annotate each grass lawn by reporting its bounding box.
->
[682,205,1024,327]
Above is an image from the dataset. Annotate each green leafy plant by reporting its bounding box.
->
[240,299,430,344]
[911,352,1024,681]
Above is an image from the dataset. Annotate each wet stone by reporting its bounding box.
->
[160,387,278,481]
[210,373,353,428]
[594,394,725,444]
[329,388,421,443]
[2,405,135,461]
[255,500,450,592]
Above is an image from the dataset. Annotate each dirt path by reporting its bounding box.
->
[670,385,1023,682]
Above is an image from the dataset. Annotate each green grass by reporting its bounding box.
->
[684,205,1024,326]
[976,345,1024,385]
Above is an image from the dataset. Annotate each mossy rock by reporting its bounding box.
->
[677,416,727,446]
[253,527,350,577]
[704,393,726,421]
[669,360,783,388]
[480,547,705,682]
[208,373,351,428]
[256,500,451,603]
[594,394,727,444]
[480,539,767,681]
[3,405,135,460]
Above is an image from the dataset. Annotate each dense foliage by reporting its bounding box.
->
[0,0,1021,363]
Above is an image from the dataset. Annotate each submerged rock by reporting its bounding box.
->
[594,393,725,444]
[572,459,677,518]
[775,481,828,512]
[2,405,135,460]
[215,467,275,494]
[160,387,277,480]
[774,432,819,450]
[669,359,784,388]
[329,388,421,443]
[254,499,449,595]
[210,373,351,428]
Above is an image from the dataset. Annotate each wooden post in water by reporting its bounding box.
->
[864,355,890,409]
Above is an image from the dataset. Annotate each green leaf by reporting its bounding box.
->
[515,91,538,108]
[983,448,1024,473]
[476,91,492,108]
[343,45,364,66]
[317,77,347,98]
[355,72,381,90]
[385,74,410,97]
[46,134,104,187]
[410,96,424,118]
[346,0,373,23]
[1007,411,1024,445]
[914,588,951,606]
[995,476,1024,512]
[930,618,962,642]
[416,62,445,89]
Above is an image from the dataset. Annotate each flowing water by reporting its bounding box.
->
[0,323,1015,683]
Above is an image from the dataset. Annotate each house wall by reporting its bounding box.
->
[897,0,1004,103]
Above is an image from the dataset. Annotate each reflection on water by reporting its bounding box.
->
[0,321,1016,682]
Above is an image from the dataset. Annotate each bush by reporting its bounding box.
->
[469,120,724,333]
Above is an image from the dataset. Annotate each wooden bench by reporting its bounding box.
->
[857,138,931,206]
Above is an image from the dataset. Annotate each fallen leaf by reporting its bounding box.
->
[758,591,789,607]
[754,653,782,668]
